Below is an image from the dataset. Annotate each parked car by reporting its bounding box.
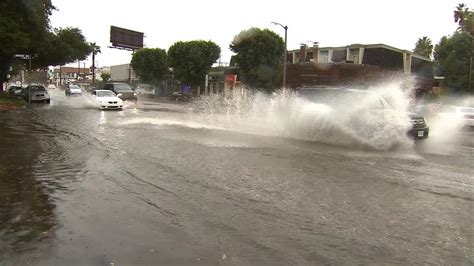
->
[23,84,50,103]
[65,84,82,96]
[297,86,429,140]
[103,82,137,102]
[169,91,190,102]
[8,85,23,96]
[92,90,123,110]
[47,84,57,90]
[439,106,474,128]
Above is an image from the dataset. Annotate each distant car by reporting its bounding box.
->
[8,85,22,96]
[169,91,190,102]
[103,82,137,102]
[47,84,57,90]
[135,84,156,95]
[92,90,123,110]
[65,84,82,96]
[23,84,50,103]
[439,106,474,128]
[297,86,429,140]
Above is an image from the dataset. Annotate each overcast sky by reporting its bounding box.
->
[50,0,461,68]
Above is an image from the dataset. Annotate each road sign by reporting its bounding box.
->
[14,54,30,60]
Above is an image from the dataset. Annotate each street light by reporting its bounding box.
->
[272,21,288,88]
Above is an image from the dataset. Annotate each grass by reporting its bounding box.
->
[0,92,26,109]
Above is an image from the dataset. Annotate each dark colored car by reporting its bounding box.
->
[8,85,22,96]
[103,82,138,102]
[297,86,429,140]
[407,113,429,139]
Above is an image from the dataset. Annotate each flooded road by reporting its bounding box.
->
[1,90,473,265]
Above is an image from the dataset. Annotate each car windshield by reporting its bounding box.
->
[97,91,116,97]
[113,84,133,92]
[70,85,80,89]
[29,86,46,91]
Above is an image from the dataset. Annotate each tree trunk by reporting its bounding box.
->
[0,55,13,92]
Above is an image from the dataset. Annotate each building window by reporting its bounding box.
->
[319,51,329,63]
[349,48,360,64]
[332,50,346,62]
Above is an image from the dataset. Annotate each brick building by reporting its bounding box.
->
[286,43,433,91]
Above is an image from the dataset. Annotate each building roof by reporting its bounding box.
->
[53,67,90,73]
[288,43,431,62]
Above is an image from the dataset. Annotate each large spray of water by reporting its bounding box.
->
[188,82,414,150]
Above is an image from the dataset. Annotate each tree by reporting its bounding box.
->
[168,40,220,88]
[230,28,285,91]
[90,42,101,83]
[130,48,168,85]
[454,3,474,36]
[413,37,434,59]
[33,27,92,69]
[0,0,55,91]
[434,32,471,92]
[100,72,111,82]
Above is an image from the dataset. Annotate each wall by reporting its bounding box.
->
[110,64,136,82]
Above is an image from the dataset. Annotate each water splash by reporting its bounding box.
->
[188,83,413,150]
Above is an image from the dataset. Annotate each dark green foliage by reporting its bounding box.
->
[0,1,91,90]
[130,48,168,84]
[0,0,55,56]
[168,40,221,87]
[33,28,93,68]
[229,28,284,91]
[0,0,55,90]
[454,3,474,36]
[413,37,433,59]
[434,32,472,92]
[100,72,111,82]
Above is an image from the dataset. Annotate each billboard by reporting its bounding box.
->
[110,26,144,50]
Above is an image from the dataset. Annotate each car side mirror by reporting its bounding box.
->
[117,93,123,97]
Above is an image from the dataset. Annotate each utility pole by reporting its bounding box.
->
[28,54,31,107]
[468,36,473,95]
[92,51,96,84]
[272,22,288,88]
[28,54,31,73]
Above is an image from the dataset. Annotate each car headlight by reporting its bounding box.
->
[133,93,137,96]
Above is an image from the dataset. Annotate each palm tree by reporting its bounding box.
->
[90,42,101,83]
[454,3,473,35]
[413,36,434,59]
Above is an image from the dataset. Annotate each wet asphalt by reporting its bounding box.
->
[0,89,473,265]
